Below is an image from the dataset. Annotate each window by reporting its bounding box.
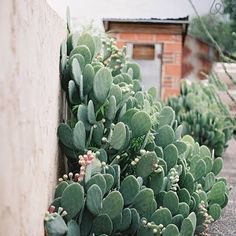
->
[132,44,155,60]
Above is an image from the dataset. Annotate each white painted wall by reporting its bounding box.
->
[0,0,66,235]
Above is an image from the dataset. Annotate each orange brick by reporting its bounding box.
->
[164,43,182,53]
[119,33,137,40]
[164,64,182,76]
[162,88,180,100]
[155,34,174,42]
[136,33,155,42]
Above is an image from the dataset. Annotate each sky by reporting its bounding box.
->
[47,0,222,29]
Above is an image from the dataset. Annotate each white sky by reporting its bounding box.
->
[47,0,219,29]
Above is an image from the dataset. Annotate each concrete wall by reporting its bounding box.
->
[0,0,66,235]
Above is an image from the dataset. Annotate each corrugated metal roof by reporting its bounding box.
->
[103,16,189,24]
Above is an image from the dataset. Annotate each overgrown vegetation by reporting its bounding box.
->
[44,25,229,235]
[189,14,236,55]
[167,81,234,157]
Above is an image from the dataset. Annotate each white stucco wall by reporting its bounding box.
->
[0,0,66,235]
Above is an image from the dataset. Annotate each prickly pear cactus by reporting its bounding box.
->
[45,23,229,236]
[167,80,235,157]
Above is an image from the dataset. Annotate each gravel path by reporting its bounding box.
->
[208,139,236,236]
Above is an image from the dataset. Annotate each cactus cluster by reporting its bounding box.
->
[167,81,234,157]
[44,30,229,236]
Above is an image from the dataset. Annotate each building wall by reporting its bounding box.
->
[0,0,66,235]
[114,32,183,100]
[182,35,218,81]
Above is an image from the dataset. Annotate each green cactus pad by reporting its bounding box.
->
[204,172,216,191]
[110,122,126,150]
[209,203,221,220]
[212,157,223,176]
[118,208,132,231]
[202,156,213,173]
[162,224,179,236]
[61,183,84,221]
[182,135,194,146]
[120,175,140,205]
[187,212,197,229]
[86,184,103,215]
[163,144,178,171]
[92,122,104,145]
[77,104,91,131]
[103,174,114,193]
[83,64,95,95]
[68,80,80,104]
[58,123,74,149]
[175,125,183,140]
[163,191,179,215]
[177,188,191,205]
[136,152,158,178]
[77,33,96,58]
[181,173,195,195]
[208,181,226,205]
[69,53,85,73]
[173,141,187,155]
[134,92,144,106]
[67,220,80,236]
[105,96,117,121]
[149,168,164,195]
[45,215,68,236]
[178,202,190,218]
[70,45,92,64]
[86,174,107,196]
[93,68,112,104]
[132,188,157,219]
[155,125,175,148]
[100,191,124,220]
[199,145,211,157]
[158,106,175,127]
[67,32,79,53]
[120,108,138,127]
[171,214,184,230]
[54,181,69,199]
[129,208,140,234]
[91,214,113,235]
[80,208,94,236]
[127,62,141,80]
[151,208,172,226]
[73,121,86,151]
[137,225,161,236]
[71,58,82,87]
[50,197,61,211]
[110,84,122,104]
[154,146,163,158]
[194,159,206,180]
[179,218,194,236]
[97,148,107,163]
[112,213,122,233]
[148,87,157,100]
[113,164,121,189]
[130,111,152,138]
[87,100,96,124]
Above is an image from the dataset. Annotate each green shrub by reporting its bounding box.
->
[44,31,229,236]
[167,81,234,157]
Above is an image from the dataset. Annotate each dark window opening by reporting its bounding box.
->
[133,44,155,60]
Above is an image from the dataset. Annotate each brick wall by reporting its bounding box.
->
[111,32,183,100]
[182,35,218,81]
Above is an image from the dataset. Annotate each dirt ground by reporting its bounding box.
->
[208,139,236,236]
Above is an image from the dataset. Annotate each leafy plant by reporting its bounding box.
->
[167,81,234,157]
[44,30,229,236]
